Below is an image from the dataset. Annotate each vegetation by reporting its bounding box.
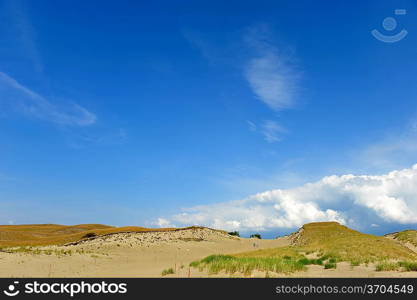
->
[228,231,240,237]
[190,222,417,276]
[190,255,306,276]
[161,268,175,276]
[293,222,416,264]
[250,233,262,239]
[0,224,201,247]
[324,262,337,269]
[82,232,97,239]
[375,262,400,272]
[391,230,417,247]
[376,261,417,272]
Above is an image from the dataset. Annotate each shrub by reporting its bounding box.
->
[161,268,175,276]
[250,233,262,239]
[228,231,240,237]
[297,258,323,266]
[82,232,97,239]
[324,262,337,269]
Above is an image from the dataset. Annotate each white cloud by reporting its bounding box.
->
[156,164,417,232]
[154,218,176,228]
[0,72,96,126]
[244,25,299,111]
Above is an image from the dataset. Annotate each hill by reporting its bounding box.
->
[287,222,416,262]
[385,229,417,252]
[0,223,179,247]
[190,222,417,275]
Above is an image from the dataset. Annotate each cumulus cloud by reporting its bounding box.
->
[156,165,417,232]
[244,25,299,111]
[0,72,96,126]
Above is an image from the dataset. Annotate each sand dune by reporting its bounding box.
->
[1,225,416,277]
[0,227,288,277]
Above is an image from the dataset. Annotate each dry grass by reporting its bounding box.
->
[0,224,209,247]
[390,230,417,247]
[293,222,417,264]
[190,222,417,275]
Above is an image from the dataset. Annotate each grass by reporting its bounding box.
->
[161,268,175,276]
[324,262,337,269]
[391,230,417,247]
[293,222,417,264]
[189,222,417,276]
[189,255,306,276]
[376,261,417,272]
[2,246,78,256]
[0,224,218,247]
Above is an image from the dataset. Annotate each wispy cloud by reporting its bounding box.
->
[247,120,287,143]
[261,120,287,143]
[0,72,96,126]
[355,118,417,173]
[6,0,44,74]
[155,164,417,232]
[246,120,257,132]
[244,25,300,111]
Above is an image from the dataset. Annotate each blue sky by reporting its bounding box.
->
[1,0,417,237]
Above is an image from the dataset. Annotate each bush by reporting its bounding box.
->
[161,268,175,276]
[250,233,262,239]
[324,262,337,269]
[82,232,97,239]
[297,258,323,266]
[228,231,240,237]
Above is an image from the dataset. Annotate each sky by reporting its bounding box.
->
[1,0,417,237]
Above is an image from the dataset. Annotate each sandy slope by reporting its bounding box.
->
[0,228,287,277]
[0,228,416,277]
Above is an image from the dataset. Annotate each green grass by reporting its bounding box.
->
[350,260,360,267]
[324,262,337,269]
[161,268,175,276]
[189,255,306,276]
[375,262,399,271]
[398,261,417,272]
[375,261,417,272]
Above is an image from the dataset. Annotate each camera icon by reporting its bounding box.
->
[3,281,20,297]
[371,9,408,43]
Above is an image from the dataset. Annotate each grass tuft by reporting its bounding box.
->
[161,268,175,276]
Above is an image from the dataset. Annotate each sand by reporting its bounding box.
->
[0,228,416,278]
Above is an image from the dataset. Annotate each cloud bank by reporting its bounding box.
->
[0,72,96,126]
[156,164,417,232]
